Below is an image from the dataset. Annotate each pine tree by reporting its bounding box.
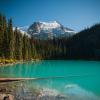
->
[31,38,38,59]
[27,38,32,60]
[2,15,8,58]
[7,18,15,59]
[14,28,23,60]
[0,14,3,57]
[22,35,28,60]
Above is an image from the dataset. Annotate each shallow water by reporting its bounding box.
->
[0,60,100,99]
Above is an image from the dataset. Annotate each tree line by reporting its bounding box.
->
[0,14,37,61]
[0,13,100,62]
[0,14,68,61]
[65,24,100,60]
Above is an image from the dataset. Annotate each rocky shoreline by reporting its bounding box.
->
[0,81,67,100]
[0,81,100,100]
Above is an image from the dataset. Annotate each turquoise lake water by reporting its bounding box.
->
[0,60,100,98]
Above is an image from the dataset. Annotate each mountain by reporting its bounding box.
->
[13,26,30,37]
[16,23,100,60]
[18,21,75,39]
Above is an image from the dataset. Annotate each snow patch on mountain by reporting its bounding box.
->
[13,21,76,39]
[13,26,30,37]
[27,21,76,39]
[39,21,61,29]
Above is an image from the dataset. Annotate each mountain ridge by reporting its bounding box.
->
[15,21,76,39]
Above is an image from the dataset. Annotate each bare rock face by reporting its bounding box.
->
[27,21,75,39]
[28,22,41,35]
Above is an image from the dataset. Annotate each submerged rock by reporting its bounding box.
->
[0,94,14,100]
[0,82,100,100]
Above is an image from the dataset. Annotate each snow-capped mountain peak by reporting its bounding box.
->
[39,21,61,29]
[27,21,76,39]
[14,21,76,39]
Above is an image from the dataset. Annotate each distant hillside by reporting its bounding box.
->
[66,24,100,60]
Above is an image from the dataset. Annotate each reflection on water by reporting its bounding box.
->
[0,60,100,98]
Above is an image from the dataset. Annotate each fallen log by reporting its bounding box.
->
[0,78,36,82]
